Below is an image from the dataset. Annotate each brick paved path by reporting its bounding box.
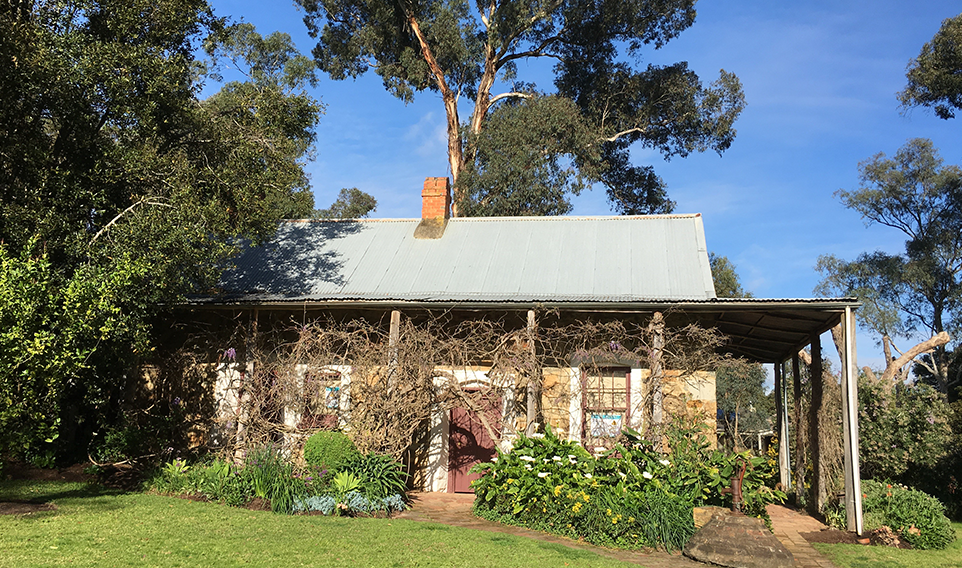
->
[397,492,839,568]
[766,504,838,568]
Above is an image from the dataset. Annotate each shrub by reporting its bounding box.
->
[241,445,310,514]
[859,380,952,483]
[472,427,694,551]
[340,453,408,500]
[622,420,784,520]
[826,480,956,550]
[472,422,784,551]
[293,491,406,516]
[303,431,360,470]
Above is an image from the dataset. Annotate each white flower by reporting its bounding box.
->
[584,473,592,479]
[530,433,545,439]
[567,455,578,459]
[642,471,654,480]
[519,455,537,462]
[659,459,670,466]
[552,456,562,462]
[537,471,550,478]
[491,457,499,462]
[618,471,626,479]
[525,464,532,470]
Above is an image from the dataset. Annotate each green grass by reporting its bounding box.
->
[813,523,962,568]
[0,480,640,567]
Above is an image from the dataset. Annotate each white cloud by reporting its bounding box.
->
[404,113,448,158]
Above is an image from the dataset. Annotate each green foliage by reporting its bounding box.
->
[900,15,962,120]
[816,138,962,394]
[858,378,953,482]
[303,431,360,470]
[624,421,784,520]
[340,453,408,501]
[826,481,956,550]
[0,1,325,461]
[331,471,362,510]
[458,96,600,216]
[314,188,378,219]
[472,422,783,551]
[0,247,74,459]
[242,446,308,514]
[299,0,744,216]
[148,445,408,517]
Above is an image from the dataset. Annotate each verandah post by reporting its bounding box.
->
[840,307,864,534]
[792,353,804,507]
[808,333,826,514]
[524,309,541,436]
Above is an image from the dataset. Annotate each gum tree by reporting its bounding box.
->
[900,14,962,120]
[816,138,961,395]
[298,0,745,216]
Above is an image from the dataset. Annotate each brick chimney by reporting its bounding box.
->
[414,177,451,239]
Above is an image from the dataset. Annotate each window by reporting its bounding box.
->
[582,367,631,447]
[299,369,341,430]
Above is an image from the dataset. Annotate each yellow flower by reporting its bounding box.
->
[607,508,612,515]
[554,485,563,497]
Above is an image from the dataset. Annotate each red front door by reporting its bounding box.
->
[448,393,500,493]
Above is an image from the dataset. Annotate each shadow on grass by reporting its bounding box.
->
[0,480,126,516]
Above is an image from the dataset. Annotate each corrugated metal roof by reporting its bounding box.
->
[211,214,718,304]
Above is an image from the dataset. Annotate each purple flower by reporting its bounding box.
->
[172,397,181,406]
[224,347,236,361]
[927,416,936,425]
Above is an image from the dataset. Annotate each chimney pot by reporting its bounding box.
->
[421,177,451,220]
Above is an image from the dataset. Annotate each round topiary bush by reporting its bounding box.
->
[303,431,359,470]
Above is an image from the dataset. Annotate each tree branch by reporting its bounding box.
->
[488,91,534,105]
[91,199,174,244]
[497,35,564,67]
[879,331,951,383]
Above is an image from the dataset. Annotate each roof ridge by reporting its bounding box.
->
[279,213,703,223]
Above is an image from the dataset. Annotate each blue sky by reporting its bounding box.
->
[209,0,962,370]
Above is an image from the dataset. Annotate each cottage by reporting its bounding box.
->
[183,177,864,531]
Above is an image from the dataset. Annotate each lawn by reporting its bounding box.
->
[0,480,640,568]
[812,523,962,568]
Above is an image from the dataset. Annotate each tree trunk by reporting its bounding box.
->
[406,14,465,214]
